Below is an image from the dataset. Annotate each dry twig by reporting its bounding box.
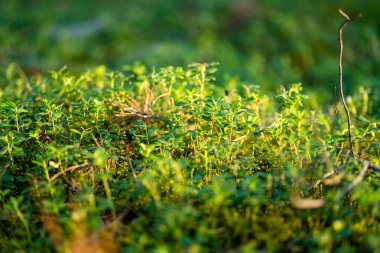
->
[91,131,103,147]
[49,162,91,182]
[338,9,356,157]
[117,156,137,178]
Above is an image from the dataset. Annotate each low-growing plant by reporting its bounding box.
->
[1,10,380,253]
[0,58,379,252]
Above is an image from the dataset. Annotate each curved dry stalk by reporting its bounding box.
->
[152,92,169,107]
[306,10,380,197]
[338,9,355,157]
[49,162,91,182]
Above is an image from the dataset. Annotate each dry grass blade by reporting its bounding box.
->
[143,88,153,113]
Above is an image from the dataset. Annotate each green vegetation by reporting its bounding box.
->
[1,63,380,252]
[1,1,380,252]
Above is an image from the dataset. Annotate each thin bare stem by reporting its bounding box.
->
[49,163,91,182]
[338,9,355,157]
[306,10,379,197]
[117,156,137,178]
[91,131,102,147]
[338,9,361,157]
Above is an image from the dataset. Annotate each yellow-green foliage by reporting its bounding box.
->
[0,64,379,252]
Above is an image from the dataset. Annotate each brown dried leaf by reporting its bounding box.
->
[291,194,326,209]
[323,173,345,185]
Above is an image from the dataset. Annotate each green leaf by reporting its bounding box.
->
[16,108,28,114]
[0,146,7,155]
[357,115,371,123]
[93,148,108,168]
[70,129,81,135]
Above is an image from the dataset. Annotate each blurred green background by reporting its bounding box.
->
[0,0,379,91]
